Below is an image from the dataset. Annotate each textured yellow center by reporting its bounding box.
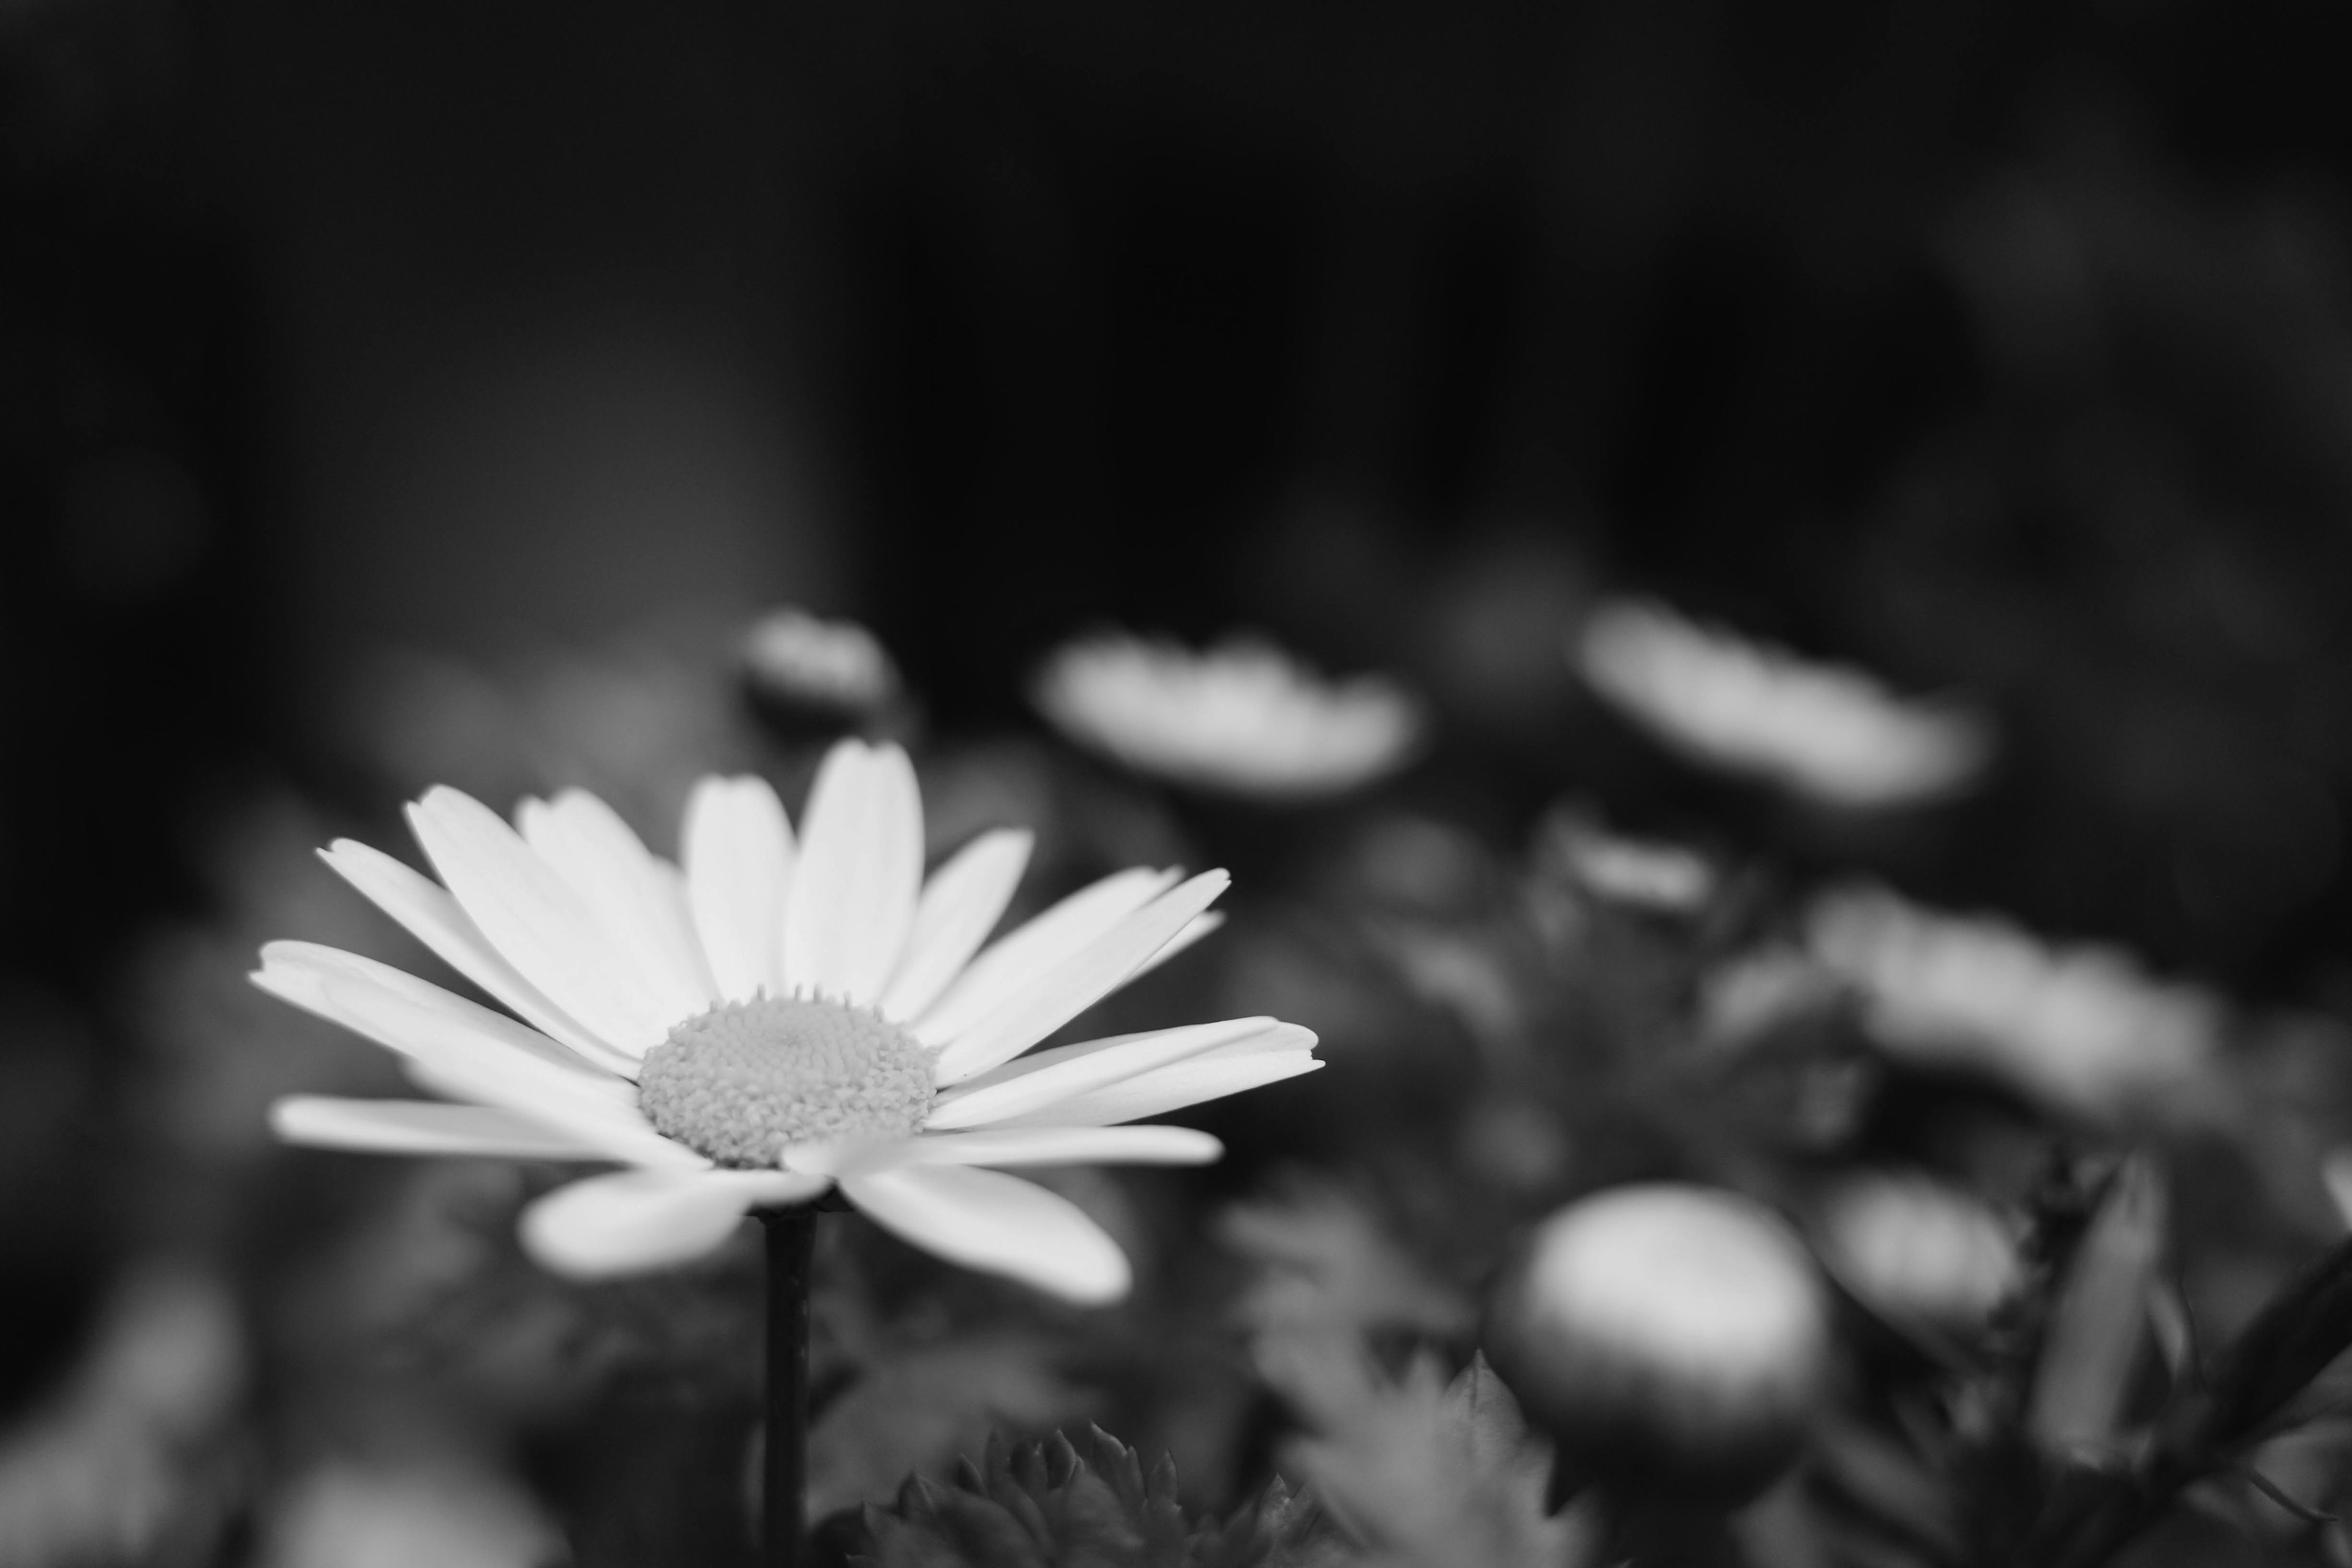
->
[635,996,937,1167]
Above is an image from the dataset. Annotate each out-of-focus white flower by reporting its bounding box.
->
[1817,1173,2021,1333]
[1697,947,1844,1048]
[1534,808,1716,913]
[1806,884,2218,1123]
[1482,1184,1830,1500]
[742,606,903,720]
[260,1461,557,1568]
[1574,598,1992,809]
[1031,631,1424,801]
[257,737,1318,1303]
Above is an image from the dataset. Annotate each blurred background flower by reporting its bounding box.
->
[1574,598,1994,812]
[1806,882,2222,1126]
[10,2,2352,1564]
[1032,631,1425,801]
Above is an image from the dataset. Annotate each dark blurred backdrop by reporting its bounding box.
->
[8,0,2352,1318]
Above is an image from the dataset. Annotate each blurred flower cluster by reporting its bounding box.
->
[6,589,2352,1568]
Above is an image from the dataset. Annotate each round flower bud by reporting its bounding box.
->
[1817,1173,2019,1335]
[1482,1184,1831,1501]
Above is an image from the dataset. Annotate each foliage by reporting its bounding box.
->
[847,1426,1338,1568]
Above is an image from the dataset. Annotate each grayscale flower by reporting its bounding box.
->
[256,739,1319,1302]
[1816,1172,2021,1333]
[1806,883,2217,1123]
[1033,631,1423,800]
[1483,1184,1831,1501]
[1575,598,1992,809]
[741,606,903,720]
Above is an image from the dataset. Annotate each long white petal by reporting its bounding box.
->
[252,943,699,1170]
[408,787,670,1054]
[944,1017,1313,1094]
[927,1016,1283,1128]
[912,867,1178,1047]
[797,1125,1221,1177]
[1126,910,1223,982]
[272,1096,618,1160]
[320,840,635,1075]
[878,829,1034,1023]
[930,871,1232,1084]
[519,791,717,1022]
[782,742,925,1006]
[986,1052,1324,1129]
[521,1169,826,1279]
[839,1164,1131,1303]
[682,775,795,1002]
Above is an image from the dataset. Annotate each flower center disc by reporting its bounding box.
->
[635,996,937,1167]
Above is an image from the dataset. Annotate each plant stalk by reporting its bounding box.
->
[763,1208,818,1568]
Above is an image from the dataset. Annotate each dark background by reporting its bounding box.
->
[7,0,2352,1373]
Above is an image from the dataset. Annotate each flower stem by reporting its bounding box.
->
[761,1208,818,1568]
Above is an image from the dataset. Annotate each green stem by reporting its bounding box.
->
[762,1208,818,1568]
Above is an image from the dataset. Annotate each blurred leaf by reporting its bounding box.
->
[851,1425,1338,1568]
[1216,1183,1471,1341]
[2029,1158,2167,1459]
[2144,1277,2196,1384]
[1261,1332,1593,1568]
[1731,1471,1841,1568]
[810,1334,1093,1519]
[1806,1419,1959,1565]
[2174,1229,2352,1458]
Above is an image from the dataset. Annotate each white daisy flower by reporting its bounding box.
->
[1031,631,1423,801]
[1805,883,2217,1123]
[1574,598,1992,810]
[255,739,1320,1303]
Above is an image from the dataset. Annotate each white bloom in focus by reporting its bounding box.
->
[1817,1173,2020,1333]
[742,606,902,717]
[1806,884,2217,1123]
[1574,598,1992,809]
[255,739,1320,1303]
[1032,631,1423,800]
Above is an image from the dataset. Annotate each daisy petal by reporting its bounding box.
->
[519,791,718,1022]
[521,1169,826,1279]
[802,1124,1221,1177]
[878,829,1034,1023]
[320,840,634,1076]
[683,775,795,1002]
[912,867,1178,1047]
[988,1052,1324,1129]
[252,942,700,1170]
[930,870,1232,1084]
[408,787,670,1055]
[782,742,925,1006]
[927,1016,1281,1128]
[840,1164,1131,1304]
[1128,910,1223,982]
[272,1096,617,1160]
[943,1017,1313,1095]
